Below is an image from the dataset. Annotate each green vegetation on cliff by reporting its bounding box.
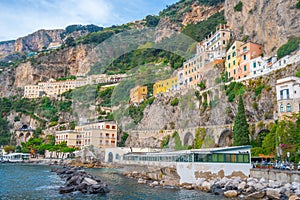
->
[182,10,226,42]
[277,37,300,59]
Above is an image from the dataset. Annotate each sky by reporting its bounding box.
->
[0,0,179,41]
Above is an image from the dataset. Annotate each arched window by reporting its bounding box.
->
[280,104,284,112]
[286,103,292,112]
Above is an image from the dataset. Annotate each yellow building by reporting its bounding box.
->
[130,86,148,104]
[55,121,117,149]
[153,76,178,96]
[225,41,244,80]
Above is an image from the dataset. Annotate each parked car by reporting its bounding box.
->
[298,162,300,171]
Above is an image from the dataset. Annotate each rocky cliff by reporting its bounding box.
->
[225,0,300,55]
[13,44,93,88]
[14,29,64,52]
[0,40,15,58]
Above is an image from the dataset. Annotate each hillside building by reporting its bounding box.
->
[153,76,178,96]
[225,41,244,80]
[130,86,148,104]
[275,76,300,119]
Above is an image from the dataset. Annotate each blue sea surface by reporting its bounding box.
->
[0,163,227,199]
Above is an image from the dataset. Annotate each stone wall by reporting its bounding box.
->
[251,169,300,183]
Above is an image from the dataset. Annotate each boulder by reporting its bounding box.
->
[137,178,147,184]
[259,178,266,183]
[292,182,300,190]
[210,184,223,195]
[59,186,75,194]
[289,195,300,200]
[254,183,265,191]
[245,191,266,199]
[201,181,211,191]
[220,177,229,187]
[238,181,246,190]
[224,190,238,198]
[75,183,88,191]
[82,177,98,185]
[266,188,281,200]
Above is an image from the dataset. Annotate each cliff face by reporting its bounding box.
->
[14,44,92,88]
[225,0,300,55]
[182,3,224,25]
[14,29,63,52]
[0,40,15,58]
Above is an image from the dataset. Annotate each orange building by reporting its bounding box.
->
[130,86,148,104]
[236,42,263,79]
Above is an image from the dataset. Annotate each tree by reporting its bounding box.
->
[65,37,76,47]
[233,95,250,146]
[145,15,159,27]
[4,145,15,153]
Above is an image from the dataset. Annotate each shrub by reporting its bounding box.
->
[234,1,243,12]
[170,98,179,106]
[161,135,170,148]
[254,84,265,98]
[198,81,206,90]
[252,102,258,110]
[296,68,300,78]
[297,0,300,9]
[277,37,300,59]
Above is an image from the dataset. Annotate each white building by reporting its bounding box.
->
[276,76,300,119]
[249,56,269,76]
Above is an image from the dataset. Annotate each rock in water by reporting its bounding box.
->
[224,190,238,198]
[51,166,110,195]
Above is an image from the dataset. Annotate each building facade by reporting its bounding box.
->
[130,86,148,104]
[55,121,118,149]
[276,76,300,119]
[237,42,263,79]
[225,41,244,80]
[153,76,178,96]
[24,74,126,99]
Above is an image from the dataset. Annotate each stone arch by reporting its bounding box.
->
[183,132,194,147]
[218,129,233,147]
[108,152,113,163]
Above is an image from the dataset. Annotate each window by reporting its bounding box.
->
[227,55,231,60]
[243,46,247,52]
[253,62,256,68]
[280,89,289,99]
[233,60,236,65]
[244,65,247,71]
[280,104,284,112]
[287,103,292,112]
[234,69,236,75]
[244,55,246,60]
[228,63,230,68]
[232,52,236,57]
[299,103,300,111]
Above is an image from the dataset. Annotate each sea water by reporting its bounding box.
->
[0,163,226,200]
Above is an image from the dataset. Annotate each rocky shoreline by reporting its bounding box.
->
[124,170,300,200]
[51,166,110,194]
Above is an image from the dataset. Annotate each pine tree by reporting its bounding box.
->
[233,95,250,146]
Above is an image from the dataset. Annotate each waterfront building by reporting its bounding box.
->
[225,41,244,80]
[275,76,300,119]
[121,146,252,184]
[153,76,178,96]
[130,86,148,104]
[55,120,117,149]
